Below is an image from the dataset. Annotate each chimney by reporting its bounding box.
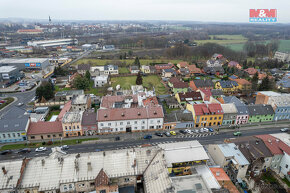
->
[2,167,7,175]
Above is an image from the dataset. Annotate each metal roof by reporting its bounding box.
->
[0,116,29,132]
[218,143,250,166]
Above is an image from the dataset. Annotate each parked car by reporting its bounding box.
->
[17,148,31,154]
[95,149,104,152]
[195,129,199,133]
[280,128,289,132]
[184,129,192,134]
[35,147,47,152]
[199,128,204,133]
[61,145,69,150]
[203,128,209,132]
[179,130,187,134]
[164,131,171,137]
[0,150,13,155]
[115,136,121,141]
[17,102,24,106]
[233,131,242,136]
[155,132,163,137]
[170,131,176,136]
[144,134,152,139]
[208,128,214,132]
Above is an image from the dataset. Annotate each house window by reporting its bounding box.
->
[134,121,137,124]
[12,133,15,137]
[125,178,130,182]
[219,116,221,120]
[31,136,35,139]
[286,164,288,169]
[2,134,5,138]
[8,134,10,138]
[108,123,111,126]
[142,121,145,124]
[47,135,50,138]
[59,134,62,137]
[157,120,161,123]
[120,122,123,125]
[17,133,20,137]
[210,117,212,120]
[101,123,104,126]
[127,121,130,125]
[90,182,95,186]
[214,117,217,120]
[142,126,145,129]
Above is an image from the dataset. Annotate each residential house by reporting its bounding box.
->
[149,66,156,74]
[77,63,91,75]
[270,133,290,180]
[82,110,97,135]
[244,68,258,77]
[178,67,190,77]
[270,68,285,76]
[211,89,224,99]
[206,59,223,67]
[210,167,240,193]
[130,65,140,74]
[198,88,212,101]
[221,103,238,125]
[71,94,91,111]
[215,80,239,94]
[164,96,179,109]
[103,45,115,51]
[247,104,274,123]
[167,77,188,94]
[212,53,224,60]
[158,141,209,176]
[97,106,164,133]
[203,66,224,76]
[55,90,84,101]
[255,134,290,174]
[140,65,151,74]
[187,64,202,75]
[57,101,72,121]
[162,68,176,78]
[62,111,83,137]
[187,103,224,127]
[208,143,250,182]
[228,61,242,69]
[232,79,252,92]
[155,63,174,74]
[27,121,63,141]
[229,136,273,177]
[90,66,105,77]
[277,74,290,89]
[94,75,108,87]
[177,61,189,69]
[95,169,119,193]
[0,116,29,143]
[222,96,249,125]
[274,51,290,62]
[104,64,118,75]
[189,79,214,91]
[255,91,290,121]
[163,110,194,130]
[175,91,202,106]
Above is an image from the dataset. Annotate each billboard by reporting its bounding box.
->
[249,9,277,22]
[25,63,41,67]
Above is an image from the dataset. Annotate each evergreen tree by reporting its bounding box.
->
[134,57,141,68]
[136,72,143,85]
[36,81,54,101]
[73,75,90,90]
[85,70,91,80]
[251,72,259,91]
[259,75,270,91]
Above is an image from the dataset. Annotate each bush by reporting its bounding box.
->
[50,105,60,111]
[47,141,53,145]
[42,141,46,145]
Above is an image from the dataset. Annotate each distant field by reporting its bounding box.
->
[111,75,168,95]
[277,40,290,52]
[73,59,183,66]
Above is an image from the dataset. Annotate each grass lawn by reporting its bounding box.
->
[0,97,14,110]
[111,75,168,95]
[282,178,290,187]
[73,59,183,66]
[0,137,100,151]
[45,110,60,121]
[196,35,247,46]
[119,67,130,74]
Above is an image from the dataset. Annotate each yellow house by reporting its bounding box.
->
[186,103,224,127]
[233,79,252,91]
[140,65,151,74]
[62,112,83,137]
[215,80,239,94]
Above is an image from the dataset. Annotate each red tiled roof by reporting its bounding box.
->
[244,68,258,75]
[199,88,212,101]
[17,29,43,33]
[97,106,163,122]
[143,96,159,106]
[173,81,188,88]
[27,121,62,135]
[155,63,174,70]
[193,103,223,116]
[187,65,202,74]
[178,91,202,101]
[255,135,290,155]
[210,168,230,181]
[178,62,189,68]
[58,101,71,121]
[233,79,251,85]
[168,77,180,84]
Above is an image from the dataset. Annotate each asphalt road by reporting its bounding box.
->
[0,125,287,161]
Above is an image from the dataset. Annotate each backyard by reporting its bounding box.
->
[111,75,168,95]
[73,59,183,66]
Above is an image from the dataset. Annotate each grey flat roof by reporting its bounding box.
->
[0,116,29,132]
[0,58,49,64]
[0,66,17,73]
[218,143,249,166]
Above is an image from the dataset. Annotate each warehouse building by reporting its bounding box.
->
[0,65,23,87]
[27,38,78,48]
[0,58,50,71]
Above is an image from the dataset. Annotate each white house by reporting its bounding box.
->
[104,64,118,75]
[94,75,108,87]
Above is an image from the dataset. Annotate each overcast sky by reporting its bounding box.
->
[1,0,289,23]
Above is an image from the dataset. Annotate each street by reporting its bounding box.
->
[0,124,286,161]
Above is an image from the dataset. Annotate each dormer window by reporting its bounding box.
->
[138,112,141,116]
[153,111,157,115]
[121,113,125,117]
[104,114,107,118]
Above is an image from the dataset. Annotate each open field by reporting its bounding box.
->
[111,75,168,95]
[73,59,183,66]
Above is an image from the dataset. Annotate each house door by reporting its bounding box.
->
[126,127,132,132]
